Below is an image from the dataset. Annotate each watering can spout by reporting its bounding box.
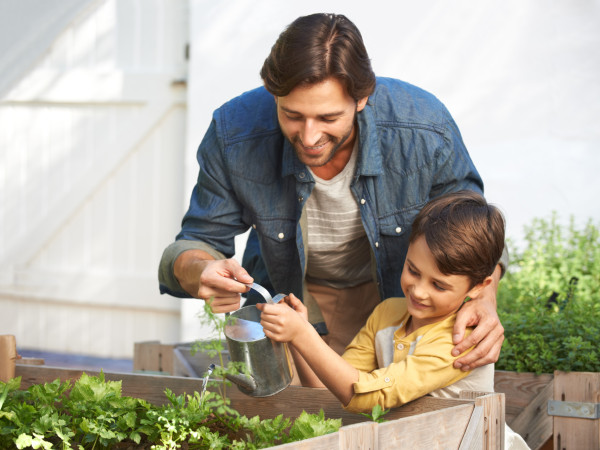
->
[225,372,258,393]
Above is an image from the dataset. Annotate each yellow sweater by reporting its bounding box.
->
[342,297,494,413]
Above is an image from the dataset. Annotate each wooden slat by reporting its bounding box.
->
[459,405,485,450]
[378,402,474,449]
[510,379,553,450]
[339,422,378,449]
[270,432,339,449]
[475,393,505,449]
[133,341,175,374]
[0,335,17,382]
[553,371,600,449]
[494,370,554,424]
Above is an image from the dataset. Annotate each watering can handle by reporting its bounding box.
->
[246,282,273,303]
[245,283,286,304]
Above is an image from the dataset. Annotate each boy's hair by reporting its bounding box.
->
[410,191,505,287]
[260,13,376,102]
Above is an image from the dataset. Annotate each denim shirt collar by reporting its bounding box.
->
[280,101,384,181]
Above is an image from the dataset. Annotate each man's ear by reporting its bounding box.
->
[357,96,369,112]
[467,276,493,300]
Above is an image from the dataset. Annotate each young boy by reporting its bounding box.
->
[258,189,503,407]
[258,190,529,448]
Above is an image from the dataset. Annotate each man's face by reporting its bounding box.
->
[276,78,368,168]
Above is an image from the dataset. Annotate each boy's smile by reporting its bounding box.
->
[401,236,481,330]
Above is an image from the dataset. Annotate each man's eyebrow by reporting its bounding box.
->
[279,105,346,118]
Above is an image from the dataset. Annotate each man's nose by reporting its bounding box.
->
[301,120,322,146]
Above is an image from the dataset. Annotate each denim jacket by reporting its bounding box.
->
[159,77,483,314]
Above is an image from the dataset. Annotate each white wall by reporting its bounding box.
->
[0,0,190,358]
[187,0,600,248]
[183,0,600,341]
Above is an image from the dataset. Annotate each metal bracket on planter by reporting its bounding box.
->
[547,400,600,419]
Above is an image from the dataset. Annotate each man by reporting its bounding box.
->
[159,13,505,370]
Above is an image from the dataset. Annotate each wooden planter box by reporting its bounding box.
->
[5,337,599,449]
[131,340,600,450]
[494,370,600,450]
[14,364,505,449]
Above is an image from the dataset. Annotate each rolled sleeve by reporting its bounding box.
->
[158,239,226,298]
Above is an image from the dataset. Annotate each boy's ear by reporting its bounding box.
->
[466,276,493,300]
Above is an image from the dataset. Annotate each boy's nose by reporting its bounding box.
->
[412,282,428,300]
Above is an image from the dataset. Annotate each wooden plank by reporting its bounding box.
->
[378,403,474,449]
[474,393,505,450]
[133,341,175,374]
[14,357,45,366]
[459,405,485,450]
[339,422,377,449]
[15,365,475,426]
[270,432,339,449]
[553,371,600,449]
[510,379,553,450]
[0,335,17,382]
[495,370,554,424]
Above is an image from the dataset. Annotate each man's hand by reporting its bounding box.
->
[174,250,253,313]
[452,265,505,371]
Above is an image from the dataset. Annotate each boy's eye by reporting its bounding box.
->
[321,117,337,123]
[408,267,419,276]
[433,283,447,292]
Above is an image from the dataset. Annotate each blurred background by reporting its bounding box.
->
[1,0,599,361]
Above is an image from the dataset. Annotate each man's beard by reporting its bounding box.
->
[289,110,357,168]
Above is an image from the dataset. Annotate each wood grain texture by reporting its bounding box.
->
[553,371,599,450]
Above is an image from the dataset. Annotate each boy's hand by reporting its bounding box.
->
[283,293,308,320]
[452,265,504,371]
[257,294,308,343]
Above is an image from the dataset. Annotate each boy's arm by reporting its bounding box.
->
[258,296,358,405]
[288,343,324,388]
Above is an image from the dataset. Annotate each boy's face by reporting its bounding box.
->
[401,236,479,328]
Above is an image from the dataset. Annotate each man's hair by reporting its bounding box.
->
[410,191,505,288]
[260,13,376,102]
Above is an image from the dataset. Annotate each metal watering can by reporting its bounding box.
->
[219,284,293,397]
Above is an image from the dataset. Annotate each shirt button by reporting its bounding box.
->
[278,232,284,239]
[395,227,402,233]
[360,199,366,205]
[252,224,257,229]
[384,377,391,383]
[298,196,303,202]
[375,242,379,248]
[397,343,404,350]
[299,172,306,179]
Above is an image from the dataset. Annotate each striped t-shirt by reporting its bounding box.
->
[305,142,372,288]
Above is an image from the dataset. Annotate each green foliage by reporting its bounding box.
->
[359,404,390,423]
[0,373,341,449]
[497,213,600,374]
[191,300,251,400]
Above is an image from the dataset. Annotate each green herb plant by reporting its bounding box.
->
[191,300,249,400]
[1,299,342,448]
[497,213,600,374]
[359,404,390,423]
[0,373,341,449]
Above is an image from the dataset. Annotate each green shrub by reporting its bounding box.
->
[497,213,600,373]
